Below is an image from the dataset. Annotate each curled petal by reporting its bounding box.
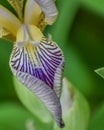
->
[11,25,64,98]
[10,38,64,97]
[12,69,64,128]
[9,25,64,127]
[34,0,58,25]
[10,42,65,127]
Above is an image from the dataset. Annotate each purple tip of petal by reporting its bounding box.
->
[59,119,65,128]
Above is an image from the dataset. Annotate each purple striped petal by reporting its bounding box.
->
[10,37,64,97]
[12,69,64,128]
[10,37,64,128]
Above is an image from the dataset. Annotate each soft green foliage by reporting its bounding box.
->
[0,39,15,99]
[95,67,104,79]
[0,102,52,130]
[0,0,104,130]
[88,103,104,130]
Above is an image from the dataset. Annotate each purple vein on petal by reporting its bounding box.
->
[10,38,64,94]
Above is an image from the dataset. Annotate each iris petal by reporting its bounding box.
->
[24,0,41,24]
[24,0,46,30]
[7,0,24,20]
[13,70,64,128]
[35,0,58,25]
[0,5,21,36]
[10,37,64,97]
[9,37,64,127]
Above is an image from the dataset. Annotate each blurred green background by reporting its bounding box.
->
[0,0,104,130]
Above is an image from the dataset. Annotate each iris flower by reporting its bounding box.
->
[0,0,65,128]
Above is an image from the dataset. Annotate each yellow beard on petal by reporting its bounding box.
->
[26,43,41,67]
[16,24,44,67]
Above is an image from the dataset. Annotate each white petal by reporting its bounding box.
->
[34,0,58,24]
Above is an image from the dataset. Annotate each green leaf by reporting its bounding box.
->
[95,67,104,79]
[13,76,53,129]
[54,78,90,130]
[88,102,104,130]
[0,39,16,99]
[0,102,45,130]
